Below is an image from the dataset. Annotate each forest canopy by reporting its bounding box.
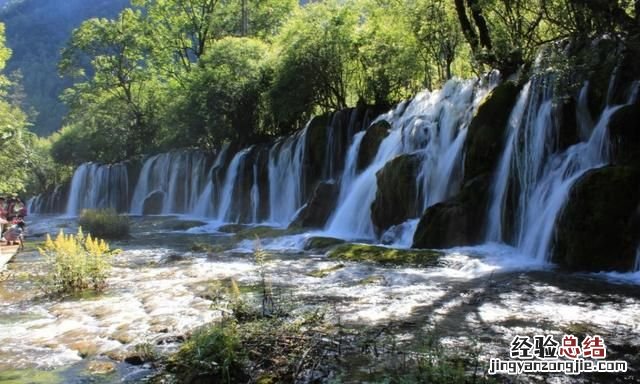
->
[8,0,640,195]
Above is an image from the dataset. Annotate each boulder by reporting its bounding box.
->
[142,190,165,215]
[552,166,640,272]
[412,175,491,249]
[371,154,421,236]
[303,236,345,251]
[303,114,330,197]
[463,81,520,183]
[609,104,640,167]
[357,120,391,171]
[289,181,339,229]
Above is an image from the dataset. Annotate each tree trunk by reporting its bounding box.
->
[466,0,492,50]
[454,0,479,52]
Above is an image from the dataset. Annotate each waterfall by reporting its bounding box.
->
[65,163,129,216]
[339,131,365,199]
[485,74,638,261]
[268,126,308,225]
[192,144,230,217]
[218,148,250,222]
[325,78,495,239]
[250,161,260,223]
[130,152,208,215]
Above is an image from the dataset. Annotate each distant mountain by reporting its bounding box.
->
[0,0,129,135]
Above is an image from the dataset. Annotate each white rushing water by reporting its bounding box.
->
[218,148,251,222]
[65,163,129,216]
[130,152,209,216]
[485,74,639,262]
[191,143,230,218]
[268,126,308,225]
[325,77,496,239]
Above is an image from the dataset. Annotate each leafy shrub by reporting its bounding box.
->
[39,228,118,294]
[78,209,130,239]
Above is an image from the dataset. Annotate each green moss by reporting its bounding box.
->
[307,263,345,278]
[327,243,442,267]
[303,236,345,251]
[233,226,303,241]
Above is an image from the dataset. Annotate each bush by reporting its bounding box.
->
[78,209,130,239]
[39,228,118,294]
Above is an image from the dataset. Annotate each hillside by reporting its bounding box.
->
[0,0,129,135]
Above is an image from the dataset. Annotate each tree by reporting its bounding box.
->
[60,9,162,160]
[169,37,270,149]
[0,23,31,194]
[268,0,358,130]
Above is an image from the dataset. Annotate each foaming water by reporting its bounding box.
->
[325,77,496,240]
[486,74,639,263]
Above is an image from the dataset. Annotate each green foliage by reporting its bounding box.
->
[0,22,34,194]
[29,0,640,178]
[268,0,358,128]
[170,321,245,384]
[38,228,119,295]
[78,209,130,240]
[327,243,442,266]
[170,37,271,148]
[1,0,129,135]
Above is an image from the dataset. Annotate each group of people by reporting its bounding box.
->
[0,197,27,248]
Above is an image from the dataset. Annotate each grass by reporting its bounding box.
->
[78,209,130,240]
[327,243,442,267]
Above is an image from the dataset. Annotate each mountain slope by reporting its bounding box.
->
[0,0,129,135]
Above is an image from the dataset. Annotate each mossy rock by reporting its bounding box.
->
[412,175,491,249]
[327,243,442,267]
[303,113,331,197]
[303,236,345,251]
[552,166,640,272]
[289,181,339,229]
[357,120,391,171]
[609,104,640,167]
[161,219,207,231]
[233,225,303,241]
[371,154,421,236]
[463,81,520,183]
